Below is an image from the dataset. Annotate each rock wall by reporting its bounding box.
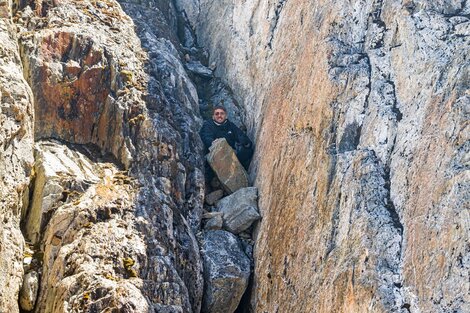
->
[1,0,468,312]
[2,0,207,311]
[194,0,469,312]
[0,1,35,311]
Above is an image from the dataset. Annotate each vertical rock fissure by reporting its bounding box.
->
[361,0,410,308]
[267,0,288,49]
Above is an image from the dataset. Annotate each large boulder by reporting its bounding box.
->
[216,187,261,234]
[202,230,251,313]
[206,138,249,193]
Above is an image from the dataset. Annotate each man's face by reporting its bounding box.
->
[213,109,227,124]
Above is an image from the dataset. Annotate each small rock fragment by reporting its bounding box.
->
[204,215,223,230]
[185,60,213,78]
[202,211,223,219]
[205,189,224,205]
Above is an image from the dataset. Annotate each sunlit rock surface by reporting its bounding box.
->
[215,187,260,235]
[207,138,249,194]
[0,1,34,311]
[1,0,206,311]
[195,0,470,312]
[1,0,468,312]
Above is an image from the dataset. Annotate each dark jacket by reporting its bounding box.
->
[200,119,252,152]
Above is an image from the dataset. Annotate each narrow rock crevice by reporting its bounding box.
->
[267,0,288,49]
[2,0,468,312]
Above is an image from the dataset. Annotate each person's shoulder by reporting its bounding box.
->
[225,119,237,127]
[202,120,214,127]
[226,120,242,130]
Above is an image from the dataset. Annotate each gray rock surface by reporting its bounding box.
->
[204,214,223,231]
[1,0,467,312]
[205,189,224,205]
[201,230,251,313]
[216,187,260,234]
[195,0,470,312]
[207,138,249,194]
[3,0,206,312]
[185,60,214,78]
[25,141,99,245]
[19,271,39,311]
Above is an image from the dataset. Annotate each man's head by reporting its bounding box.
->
[212,105,227,124]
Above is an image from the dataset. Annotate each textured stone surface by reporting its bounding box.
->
[2,0,205,312]
[185,60,213,78]
[204,214,223,231]
[205,189,224,206]
[32,145,147,312]
[1,0,468,312]
[19,271,39,311]
[25,141,99,245]
[201,230,251,313]
[195,0,470,312]
[207,138,249,193]
[0,2,34,311]
[16,0,141,169]
[216,187,260,234]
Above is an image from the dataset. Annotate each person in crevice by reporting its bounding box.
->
[200,105,254,172]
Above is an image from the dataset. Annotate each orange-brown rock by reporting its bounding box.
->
[196,0,469,312]
[207,138,249,194]
[3,0,206,312]
[17,1,145,168]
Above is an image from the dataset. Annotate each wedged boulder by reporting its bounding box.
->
[19,271,39,311]
[202,230,251,313]
[216,187,261,234]
[206,138,249,194]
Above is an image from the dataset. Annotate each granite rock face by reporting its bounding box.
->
[201,230,251,313]
[31,142,149,312]
[1,0,468,312]
[25,141,100,245]
[195,0,470,312]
